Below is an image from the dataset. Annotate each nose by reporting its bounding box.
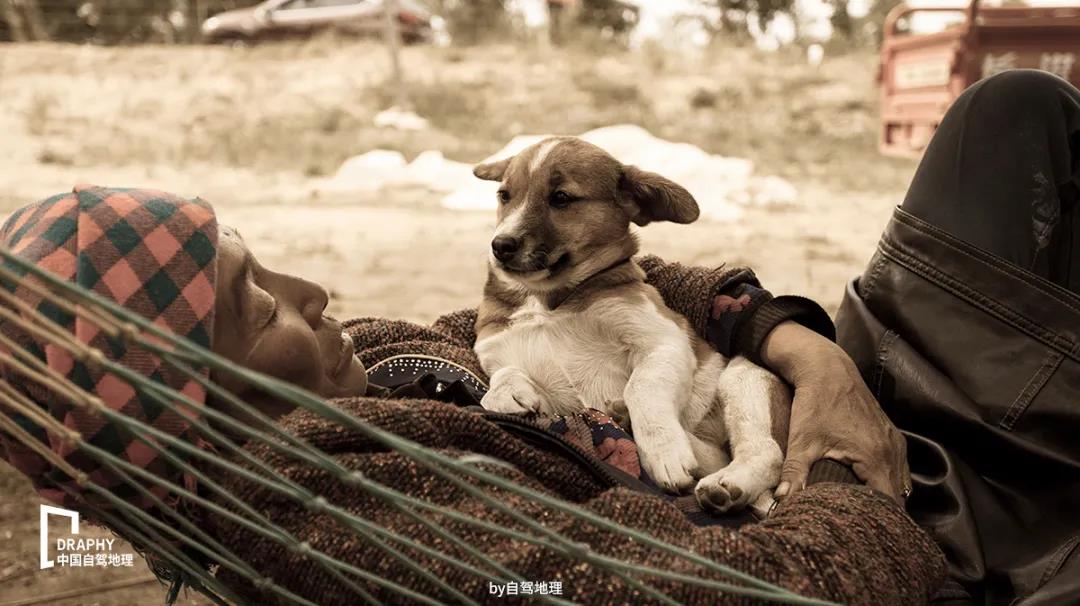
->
[297,279,330,329]
[491,236,521,262]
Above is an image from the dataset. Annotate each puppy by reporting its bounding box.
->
[471,137,790,512]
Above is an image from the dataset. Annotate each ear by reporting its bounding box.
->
[617,165,700,226]
[473,157,511,182]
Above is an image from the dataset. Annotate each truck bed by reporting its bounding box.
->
[879,1,1080,157]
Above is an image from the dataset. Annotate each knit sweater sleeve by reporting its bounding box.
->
[636,255,835,365]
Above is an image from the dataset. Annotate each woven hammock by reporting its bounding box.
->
[0,245,834,606]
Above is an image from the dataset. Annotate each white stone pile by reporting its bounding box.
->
[317,125,797,221]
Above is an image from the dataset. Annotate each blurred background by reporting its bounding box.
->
[0,0,1041,603]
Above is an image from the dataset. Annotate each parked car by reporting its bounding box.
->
[878,0,1080,157]
[201,0,435,44]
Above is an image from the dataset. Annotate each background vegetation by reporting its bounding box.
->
[2,0,904,46]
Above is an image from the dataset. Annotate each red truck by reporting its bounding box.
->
[878,0,1080,157]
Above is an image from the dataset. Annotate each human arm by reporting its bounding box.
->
[636,255,910,503]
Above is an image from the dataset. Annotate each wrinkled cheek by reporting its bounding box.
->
[251,337,323,391]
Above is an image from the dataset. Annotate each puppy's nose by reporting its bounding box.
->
[491,236,521,262]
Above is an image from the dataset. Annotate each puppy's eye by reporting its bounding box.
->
[497,189,511,204]
[550,191,575,208]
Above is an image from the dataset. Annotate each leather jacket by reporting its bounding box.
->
[835,208,1080,605]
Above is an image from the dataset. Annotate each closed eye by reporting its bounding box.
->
[249,275,278,329]
[262,300,279,328]
[549,190,576,208]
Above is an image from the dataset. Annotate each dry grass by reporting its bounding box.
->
[0,38,912,208]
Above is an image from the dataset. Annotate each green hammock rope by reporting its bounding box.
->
[0,246,838,606]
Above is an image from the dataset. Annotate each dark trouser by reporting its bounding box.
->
[836,70,1080,605]
[903,69,1080,292]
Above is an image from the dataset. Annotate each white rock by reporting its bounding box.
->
[321,150,408,192]
[318,125,797,221]
[374,106,430,131]
[443,125,795,221]
[401,151,476,192]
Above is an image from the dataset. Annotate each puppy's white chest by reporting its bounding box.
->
[477,298,630,414]
[507,296,556,327]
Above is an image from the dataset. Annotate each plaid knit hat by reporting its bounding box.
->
[0,185,218,514]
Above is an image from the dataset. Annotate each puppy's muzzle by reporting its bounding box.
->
[491,236,570,276]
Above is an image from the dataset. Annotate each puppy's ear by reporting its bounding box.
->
[617,165,700,226]
[473,157,511,182]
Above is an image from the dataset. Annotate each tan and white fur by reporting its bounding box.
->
[472,137,790,513]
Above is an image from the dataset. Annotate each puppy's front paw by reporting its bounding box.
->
[637,431,700,494]
[480,369,546,414]
[695,462,774,513]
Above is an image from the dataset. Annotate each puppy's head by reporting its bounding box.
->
[474,137,698,292]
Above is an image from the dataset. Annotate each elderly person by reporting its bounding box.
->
[0,184,940,604]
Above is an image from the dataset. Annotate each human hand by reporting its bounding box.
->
[760,321,910,504]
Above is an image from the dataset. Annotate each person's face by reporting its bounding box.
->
[210,226,367,417]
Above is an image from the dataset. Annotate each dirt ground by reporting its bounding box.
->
[0,39,917,605]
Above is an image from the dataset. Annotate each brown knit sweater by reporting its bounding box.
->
[200,257,947,605]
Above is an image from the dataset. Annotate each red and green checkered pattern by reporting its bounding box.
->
[0,185,217,514]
